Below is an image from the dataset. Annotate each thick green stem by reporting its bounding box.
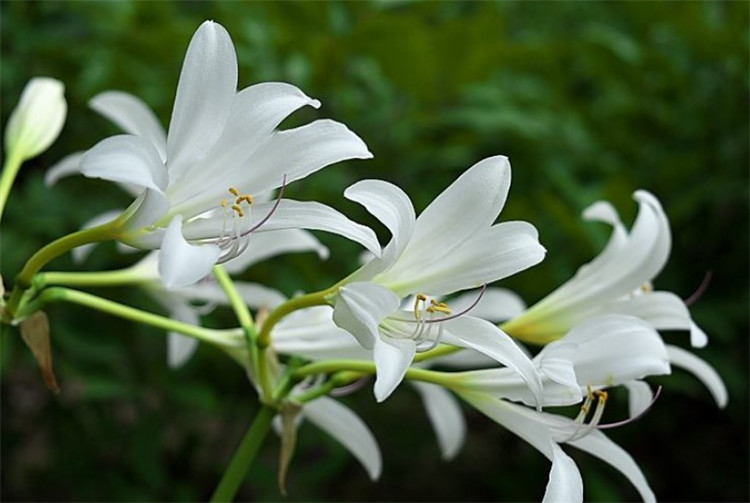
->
[292,359,456,388]
[18,286,243,348]
[210,404,275,503]
[35,269,149,289]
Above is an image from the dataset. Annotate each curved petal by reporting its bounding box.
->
[120,188,171,233]
[89,91,167,159]
[666,344,727,408]
[333,282,400,350]
[71,210,124,264]
[403,155,512,265]
[373,335,416,402]
[568,430,656,503]
[345,178,416,273]
[80,134,167,192]
[177,280,287,310]
[45,151,85,186]
[623,381,654,418]
[449,287,527,323]
[158,215,221,289]
[303,396,382,480]
[167,21,237,177]
[443,316,543,408]
[543,442,583,503]
[166,299,201,368]
[221,229,329,275]
[412,381,466,460]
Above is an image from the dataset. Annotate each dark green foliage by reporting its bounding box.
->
[1,1,747,501]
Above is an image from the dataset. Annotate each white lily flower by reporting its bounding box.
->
[5,77,67,161]
[459,389,657,503]
[331,156,547,402]
[60,21,378,289]
[503,190,706,347]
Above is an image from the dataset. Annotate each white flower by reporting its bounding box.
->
[5,77,67,161]
[59,21,378,289]
[331,156,547,402]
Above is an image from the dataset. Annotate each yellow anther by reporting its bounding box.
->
[416,293,428,301]
[427,299,452,315]
[595,390,609,404]
[236,194,254,205]
[220,198,228,208]
[231,204,245,217]
[228,187,240,196]
[640,282,653,293]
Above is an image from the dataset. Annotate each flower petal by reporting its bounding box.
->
[666,344,727,408]
[373,335,416,402]
[177,280,287,310]
[411,381,466,460]
[45,151,85,186]
[89,91,167,159]
[71,210,124,264]
[449,287,527,323]
[443,316,544,408]
[158,215,221,289]
[80,134,167,192]
[568,430,656,503]
[167,21,237,176]
[623,381,654,418]
[333,282,400,350]
[221,229,329,275]
[543,442,583,503]
[303,396,382,480]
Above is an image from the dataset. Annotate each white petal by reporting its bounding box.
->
[303,396,382,480]
[167,321,200,368]
[568,430,656,503]
[412,381,466,460]
[689,321,709,348]
[543,442,583,503]
[120,188,171,232]
[666,344,727,408]
[404,156,511,265]
[71,210,124,263]
[5,77,67,160]
[89,91,167,159]
[158,215,221,289]
[344,179,416,272]
[373,335,416,402]
[221,229,329,275]
[80,134,167,192]
[443,316,544,408]
[449,287,527,323]
[623,381,654,418]
[177,280,287,310]
[45,151,85,186]
[333,282,400,350]
[167,21,237,175]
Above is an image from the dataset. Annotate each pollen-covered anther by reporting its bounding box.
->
[427,299,452,315]
[231,204,245,217]
[228,186,240,196]
[235,194,254,205]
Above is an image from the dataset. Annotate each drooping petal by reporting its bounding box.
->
[80,134,167,192]
[71,210,124,263]
[333,282,400,350]
[449,287,527,323]
[411,381,466,460]
[303,396,382,480]
[167,21,237,176]
[177,280,287,311]
[45,151,85,186]
[400,156,512,267]
[345,179,416,275]
[158,215,221,289]
[443,316,543,407]
[221,229,329,275]
[568,430,656,503]
[543,442,583,503]
[666,344,728,408]
[373,335,416,402]
[167,318,200,367]
[89,91,167,159]
[623,381,654,418]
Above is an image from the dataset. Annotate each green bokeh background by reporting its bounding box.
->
[1,1,747,501]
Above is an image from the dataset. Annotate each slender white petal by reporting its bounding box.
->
[89,91,167,159]
[221,229,329,275]
[158,215,221,289]
[121,189,171,232]
[373,335,416,402]
[568,430,656,503]
[543,443,583,503]
[623,381,654,418]
[167,320,200,367]
[303,396,382,480]
[333,282,400,350]
[443,316,543,407]
[45,151,85,186]
[449,287,526,323]
[5,77,67,160]
[80,134,167,192]
[666,344,728,408]
[71,210,124,263]
[167,21,237,175]
[412,382,466,460]
[177,280,287,310]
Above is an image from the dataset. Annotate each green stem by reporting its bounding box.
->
[18,286,243,348]
[35,269,150,289]
[292,371,363,403]
[210,404,275,503]
[4,220,120,321]
[292,359,456,388]
[0,149,24,229]
[212,266,256,347]
[256,287,335,349]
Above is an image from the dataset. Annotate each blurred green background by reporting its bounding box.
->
[1,1,747,501]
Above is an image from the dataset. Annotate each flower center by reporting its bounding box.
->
[216,187,254,262]
[561,386,609,441]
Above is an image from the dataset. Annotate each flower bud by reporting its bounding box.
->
[5,77,67,161]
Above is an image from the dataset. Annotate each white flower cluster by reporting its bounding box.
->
[4,21,726,503]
